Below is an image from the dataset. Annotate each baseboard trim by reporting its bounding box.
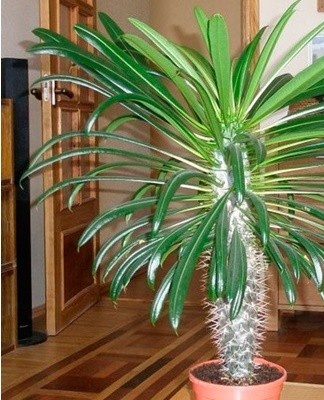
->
[32,304,46,320]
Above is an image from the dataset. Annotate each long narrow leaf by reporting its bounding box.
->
[288,231,324,288]
[266,238,296,303]
[150,265,176,325]
[246,191,270,246]
[208,14,232,119]
[129,18,201,82]
[123,33,209,127]
[110,240,161,300]
[78,197,158,247]
[147,215,203,288]
[74,24,186,112]
[226,227,247,320]
[152,170,209,236]
[233,27,267,104]
[208,203,230,300]
[228,143,246,203]
[248,56,324,126]
[168,192,230,330]
[239,2,297,116]
[92,219,149,274]
[98,11,147,63]
[194,7,210,50]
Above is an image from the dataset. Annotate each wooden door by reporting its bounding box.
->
[39,0,100,335]
[1,99,17,352]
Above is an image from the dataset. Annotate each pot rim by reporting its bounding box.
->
[189,357,287,390]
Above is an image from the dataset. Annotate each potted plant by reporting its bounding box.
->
[23,1,324,399]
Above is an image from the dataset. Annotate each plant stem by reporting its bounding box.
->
[205,222,268,384]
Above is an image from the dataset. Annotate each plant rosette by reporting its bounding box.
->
[189,358,287,400]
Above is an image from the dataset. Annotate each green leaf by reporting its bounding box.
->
[78,197,157,247]
[110,240,161,300]
[259,19,324,107]
[152,169,209,236]
[228,143,246,203]
[98,12,125,42]
[31,74,112,97]
[105,114,142,132]
[75,24,189,110]
[68,161,156,209]
[274,238,301,281]
[98,12,147,63]
[31,27,74,44]
[233,27,267,104]
[284,78,324,106]
[280,102,324,125]
[129,18,200,82]
[36,175,161,206]
[29,40,143,95]
[248,73,293,117]
[262,141,324,166]
[234,133,266,165]
[102,233,151,280]
[266,114,324,138]
[168,192,230,331]
[226,228,247,320]
[194,7,210,50]
[248,55,324,126]
[22,129,208,188]
[269,196,324,222]
[147,215,203,288]
[123,33,208,126]
[178,45,218,98]
[191,79,223,148]
[246,191,270,246]
[208,14,232,119]
[85,96,123,132]
[125,183,157,224]
[99,92,211,161]
[150,265,176,325]
[288,231,324,288]
[266,238,296,304]
[239,2,297,116]
[208,203,230,300]
[92,219,149,274]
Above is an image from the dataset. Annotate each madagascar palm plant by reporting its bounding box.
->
[23,1,324,384]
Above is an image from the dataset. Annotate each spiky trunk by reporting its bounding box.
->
[205,224,268,384]
[205,149,269,384]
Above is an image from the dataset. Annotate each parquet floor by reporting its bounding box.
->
[2,295,324,399]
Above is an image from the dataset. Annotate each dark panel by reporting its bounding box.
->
[1,58,46,345]
[63,228,94,303]
[1,58,32,341]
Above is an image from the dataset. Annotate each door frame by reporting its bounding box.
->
[39,0,100,335]
[242,0,260,46]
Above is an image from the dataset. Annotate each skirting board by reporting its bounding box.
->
[32,304,46,320]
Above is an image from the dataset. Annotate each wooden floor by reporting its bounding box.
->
[2,296,324,400]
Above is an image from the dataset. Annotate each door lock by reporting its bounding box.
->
[30,80,73,105]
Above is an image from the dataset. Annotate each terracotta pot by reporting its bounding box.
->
[189,358,287,400]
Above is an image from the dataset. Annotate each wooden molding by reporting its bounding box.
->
[242,0,260,47]
[319,0,324,12]
[32,304,46,320]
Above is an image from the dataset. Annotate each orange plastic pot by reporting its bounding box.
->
[189,358,287,400]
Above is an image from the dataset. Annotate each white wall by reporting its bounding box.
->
[97,0,149,32]
[1,0,45,308]
[260,0,323,75]
[150,0,242,57]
